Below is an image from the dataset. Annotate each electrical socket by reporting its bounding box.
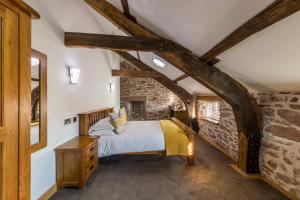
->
[73,116,77,123]
[64,118,72,125]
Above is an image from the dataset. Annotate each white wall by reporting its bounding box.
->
[24,1,120,199]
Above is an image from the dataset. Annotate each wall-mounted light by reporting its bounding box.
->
[109,82,115,93]
[68,67,80,84]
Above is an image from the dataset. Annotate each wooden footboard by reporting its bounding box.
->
[171,118,196,166]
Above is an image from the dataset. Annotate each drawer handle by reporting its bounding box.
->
[90,155,94,161]
[89,146,94,152]
[90,165,94,171]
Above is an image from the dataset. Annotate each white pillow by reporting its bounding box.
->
[108,112,119,121]
[88,117,114,133]
[89,129,115,136]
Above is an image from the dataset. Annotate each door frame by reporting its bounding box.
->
[0,0,36,199]
[19,10,32,200]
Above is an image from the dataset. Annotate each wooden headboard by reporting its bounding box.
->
[78,108,114,136]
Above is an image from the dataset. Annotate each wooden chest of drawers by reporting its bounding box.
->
[55,136,99,189]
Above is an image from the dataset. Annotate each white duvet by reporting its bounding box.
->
[98,120,165,157]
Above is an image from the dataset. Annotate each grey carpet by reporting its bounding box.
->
[51,136,288,200]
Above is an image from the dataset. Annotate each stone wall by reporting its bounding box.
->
[257,92,300,199]
[120,61,184,121]
[196,100,239,160]
[197,92,300,199]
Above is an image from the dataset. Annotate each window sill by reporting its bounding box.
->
[200,117,220,124]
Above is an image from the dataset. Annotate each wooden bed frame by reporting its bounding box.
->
[78,108,195,165]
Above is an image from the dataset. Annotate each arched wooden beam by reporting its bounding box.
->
[85,0,261,174]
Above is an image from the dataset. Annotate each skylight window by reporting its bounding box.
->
[152,58,167,68]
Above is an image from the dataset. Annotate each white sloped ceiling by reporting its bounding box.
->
[34,0,300,95]
[102,0,300,94]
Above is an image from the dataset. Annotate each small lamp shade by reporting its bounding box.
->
[69,67,80,84]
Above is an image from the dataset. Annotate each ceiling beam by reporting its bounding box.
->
[112,70,161,78]
[173,74,189,83]
[115,51,194,111]
[174,58,221,82]
[201,0,300,62]
[85,0,262,174]
[65,32,190,53]
[197,95,221,101]
[121,0,137,22]
[206,58,220,66]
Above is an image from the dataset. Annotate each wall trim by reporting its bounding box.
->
[37,183,57,200]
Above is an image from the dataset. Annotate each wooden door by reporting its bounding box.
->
[0,3,20,199]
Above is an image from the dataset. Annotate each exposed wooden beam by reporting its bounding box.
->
[121,0,130,15]
[174,57,220,82]
[115,51,194,114]
[207,58,220,66]
[85,0,262,174]
[112,70,161,78]
[173,74,189,83]
[121,0,137,22]
[65,32,190,53]
[197,95,221,101]
[117,52,153,71]
[201,0,300,62]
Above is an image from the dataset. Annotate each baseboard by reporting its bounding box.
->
[229,164,261,179]
[199,134,237,161]
[38,183,57,200]
[262,177,299,200]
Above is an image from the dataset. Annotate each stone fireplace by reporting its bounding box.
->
[120,61,185,121]
[122,96,147,121]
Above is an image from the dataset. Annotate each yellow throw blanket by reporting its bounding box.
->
[160,120,189,156]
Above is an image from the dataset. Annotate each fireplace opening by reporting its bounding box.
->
[121,96,147,121]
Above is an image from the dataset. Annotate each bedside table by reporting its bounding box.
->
[55,136,99,189]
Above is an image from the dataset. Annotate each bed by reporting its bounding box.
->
[78,108,195,165]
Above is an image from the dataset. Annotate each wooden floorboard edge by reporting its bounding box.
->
[198,134,237,161]
[37,183,57,200]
